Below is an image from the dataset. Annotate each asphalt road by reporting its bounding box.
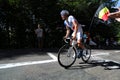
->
[0,49,120,80]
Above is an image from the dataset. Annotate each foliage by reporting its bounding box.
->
[0,0,119,49]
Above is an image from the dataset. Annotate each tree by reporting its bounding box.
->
[0,0,119,49]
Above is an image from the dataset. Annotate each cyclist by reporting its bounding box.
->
[60,10,86,53]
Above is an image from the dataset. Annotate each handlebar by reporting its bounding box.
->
[63,37,77,45]
[63,37,70,44]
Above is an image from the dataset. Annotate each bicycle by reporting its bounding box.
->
[58,37,91,69]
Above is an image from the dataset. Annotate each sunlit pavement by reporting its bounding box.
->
[0,49,120,80]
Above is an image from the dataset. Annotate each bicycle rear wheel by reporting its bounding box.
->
[81,44,91,63]
[58,44,77,69]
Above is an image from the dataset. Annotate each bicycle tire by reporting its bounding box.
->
[81,44,91,63]
[58,44,77,69]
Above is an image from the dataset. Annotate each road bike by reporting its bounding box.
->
[58,37,91,69]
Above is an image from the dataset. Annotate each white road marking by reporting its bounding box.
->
[0,53,57,70]
[115,51,120,53]
[91,52,120,66]
[91,55,103,60]
[0,60,56,69]
[91,52,109,60]
[92,52,109,56]
[91,52,110,60]
[47,53,57,61]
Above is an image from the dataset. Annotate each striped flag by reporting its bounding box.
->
[95,3,110,21]
[98,7,110,21]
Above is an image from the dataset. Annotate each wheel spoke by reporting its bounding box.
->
[58,44,76,68]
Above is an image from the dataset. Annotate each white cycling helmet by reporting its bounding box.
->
[60,10,69,16]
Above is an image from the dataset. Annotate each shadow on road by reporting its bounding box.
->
[0,49,50,60]
[68,60,120,70]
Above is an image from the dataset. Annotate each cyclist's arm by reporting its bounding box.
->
[65,26,70,38]
[72,20,78,38]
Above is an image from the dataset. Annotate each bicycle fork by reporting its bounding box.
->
[67,47,73,57]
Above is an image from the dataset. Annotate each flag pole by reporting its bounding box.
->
[88,6,100,32]
[88,13,96,32]
[88,2,103,32]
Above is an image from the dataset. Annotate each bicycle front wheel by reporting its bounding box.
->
[58,44,77,69]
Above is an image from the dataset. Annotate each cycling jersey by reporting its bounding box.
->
[64,15,83,33]
[64,15,83,40]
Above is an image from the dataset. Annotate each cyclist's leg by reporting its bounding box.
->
[76,32,85,49]
[77,32,88,56]
[77,39,85,49]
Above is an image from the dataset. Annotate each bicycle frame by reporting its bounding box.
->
[58,38,91,68]
[65,38,80,57]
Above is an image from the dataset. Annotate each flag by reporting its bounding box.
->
[95,3,110,21]
[89,3,110,32]
[98,7,110,21]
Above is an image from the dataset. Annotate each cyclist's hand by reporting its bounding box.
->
[63,36,67,39]
[72,35,76,40]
